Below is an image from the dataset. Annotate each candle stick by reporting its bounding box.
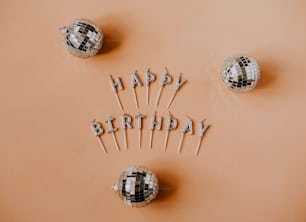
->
[131,70,143,109]
[195,119,210,156]
[164,130,169,152]
[163,111,178,152]
[109,75,124,111]
[145,68,156,105]
[149,111,162,149]
[154,67,172,108]
[135,113,146,149]
[177,116,194,154]
[121,114,133,150]
[149,127,153,149]
[90,119,107,154]
[177,133,185,154]
[105,116,120,152]
[167,73,187,109]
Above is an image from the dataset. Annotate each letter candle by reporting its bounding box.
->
[121,114,133,150]
[163,111,178,152]
[154,67,172,108]
[149,112,162,149]
[177,116,194,154]
[109,75,124,111]
[135,113,146,149]
[105,116,120,152]
[90,120,107,154]
[145,68,156,105]
[131,70,143,109]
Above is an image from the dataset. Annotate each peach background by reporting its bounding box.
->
[1,0,306,221]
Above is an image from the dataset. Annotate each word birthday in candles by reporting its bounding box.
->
[91,68,210,156]
[91,113,210,156]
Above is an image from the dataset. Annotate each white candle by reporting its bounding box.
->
[131,70,143,109]
[177,117,194,154]
[105,116,120,152]
[121,114,133,150]
[167,73,187,108]
[164,112,178,152]
[135,113,146,149]
[195,119,210,156]
[145,68,156,105]
[155,67,172,107]
[149,112,163,149]
[90,120,107,154]
[109,75,124,111]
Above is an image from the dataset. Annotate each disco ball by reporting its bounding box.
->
[220,55,260,92]
[112,166,159,207]
[60,19,103,58]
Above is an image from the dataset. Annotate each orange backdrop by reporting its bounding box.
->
[1,0,306,222]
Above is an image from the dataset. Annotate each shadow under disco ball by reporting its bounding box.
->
[112,166,159,207]
[60,19,103,58]
[220,55,260,92]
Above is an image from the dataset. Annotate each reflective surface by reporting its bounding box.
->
[220,55,260,92]
[113,166,159,207]
[60,19,103,58]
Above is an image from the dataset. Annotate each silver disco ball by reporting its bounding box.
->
[112,166,159,207]
[220,55,260,92]
[60,19,103,58]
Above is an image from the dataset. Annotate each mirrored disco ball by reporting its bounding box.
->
[60,19,103,58]
[112,166,159,207]
[220,55,260,92]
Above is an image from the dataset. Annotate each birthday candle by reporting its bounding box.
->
[121,114,133,150]
[145,68,156,105]
[163,112,178,152]
[195,119,210,156]
[154,67,172,108]
[167,73,187,109]
[149,112,162,149]
[135,113,146,149]
[131,70,143,110]
[105,116,120,152]
[177,116,194,154]
[90,120,107,154]
[109,75,124,111]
